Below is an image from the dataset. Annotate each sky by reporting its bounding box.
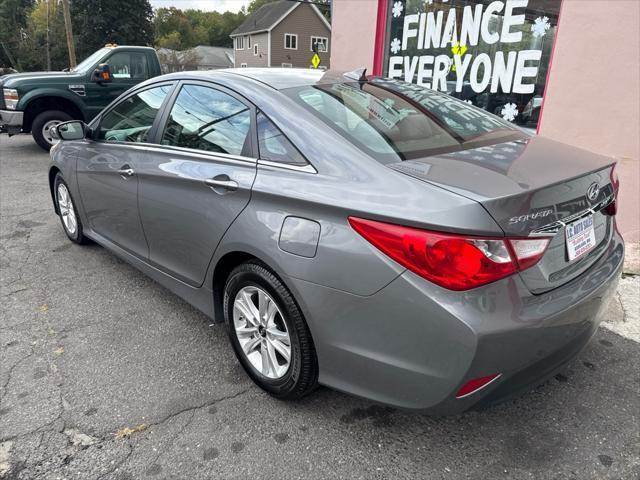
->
[149,0,251,12]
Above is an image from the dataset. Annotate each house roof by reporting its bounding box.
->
[230,0,330,37]
[231,1,294,36]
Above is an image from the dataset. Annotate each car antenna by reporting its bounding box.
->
[343,68,367,82]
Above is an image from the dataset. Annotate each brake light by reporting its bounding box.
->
[605,163,619,216]
[348,217,551,291]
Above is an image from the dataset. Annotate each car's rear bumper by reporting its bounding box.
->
[287,229,624,414]
[0,109,23,134]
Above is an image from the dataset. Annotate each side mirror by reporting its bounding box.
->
[92,63,112,83]
[56,120,88,141]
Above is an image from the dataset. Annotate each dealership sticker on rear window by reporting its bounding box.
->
[565,214,596,261]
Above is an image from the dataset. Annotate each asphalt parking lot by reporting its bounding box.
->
[1,134,639,480]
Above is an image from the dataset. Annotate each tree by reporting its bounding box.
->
[152,7,246,50]
[71,0,153,60]
[0,0,35,68]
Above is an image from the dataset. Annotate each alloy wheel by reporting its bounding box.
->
[233,286,291,379]
[57,183,77,235]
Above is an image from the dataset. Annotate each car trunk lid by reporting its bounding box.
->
[389,135,617,293]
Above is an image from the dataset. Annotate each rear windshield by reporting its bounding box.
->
[282,78,526,163]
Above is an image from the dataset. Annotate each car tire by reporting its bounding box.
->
[223,261,318,399]
[54,173,89,245]
[32,110,73,151]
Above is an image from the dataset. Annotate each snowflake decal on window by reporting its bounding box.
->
[464,122,477,131]
[392,1,404,18]
[390,37,401,55]
[500,103,519,122]
[531,16,550,38]
[424,0,434,5]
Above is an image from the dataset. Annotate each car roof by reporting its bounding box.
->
[218,68,327,89]
[158,68,359,91]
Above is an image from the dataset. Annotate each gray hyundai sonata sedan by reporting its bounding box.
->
[48,68,623,414]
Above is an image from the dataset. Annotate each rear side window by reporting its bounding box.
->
[161,85,251,156]
[256,112,307,166]
[98,84,172,142]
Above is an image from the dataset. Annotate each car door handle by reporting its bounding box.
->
[117,168,135,177]
[204,177,238,192]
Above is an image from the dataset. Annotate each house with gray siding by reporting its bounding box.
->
[230,0,331,69]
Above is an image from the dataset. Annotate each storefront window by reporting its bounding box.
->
[383,0,561,129]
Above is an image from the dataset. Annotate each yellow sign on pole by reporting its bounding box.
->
[311,53,321,69]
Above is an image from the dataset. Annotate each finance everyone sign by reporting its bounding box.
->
[383,0,560,125]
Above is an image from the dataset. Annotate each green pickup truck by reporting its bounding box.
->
[0,44,162,151]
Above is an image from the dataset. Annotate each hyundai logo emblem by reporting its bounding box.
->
[587,183,600,202]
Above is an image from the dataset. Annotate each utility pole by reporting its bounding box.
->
[0,41,17,69]
[61,0,76,68]
[45,0,51,70]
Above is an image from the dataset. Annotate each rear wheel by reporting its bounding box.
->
[32,110,72,151]
[54,174,89,244]
[223,261,318,399]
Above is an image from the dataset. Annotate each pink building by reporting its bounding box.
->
[331,0,639,270]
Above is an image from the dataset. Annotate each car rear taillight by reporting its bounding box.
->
[348,217,551,291]
[605,163,619,216]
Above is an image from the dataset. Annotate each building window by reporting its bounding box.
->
[235,37,244,50]
[240,63,247,68]
[310,36,328,52]
[281,63,292,68]
[254,44,258,56]
[246,35,251,48]
[382,0,560,129]
[284,33,297,50]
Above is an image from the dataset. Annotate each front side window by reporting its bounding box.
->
[98,84,172,142]
[257,112,307,166]
[105,52,148,80]
[236,37,244,50]
[285,33,297,50]
[283,79,524,163]
[161,85,251,156]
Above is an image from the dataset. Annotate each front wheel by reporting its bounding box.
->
[223,261,318,399]
[54,174,89,244]
[32,110,73,151]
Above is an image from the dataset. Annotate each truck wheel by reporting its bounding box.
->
[32,110,73,152]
